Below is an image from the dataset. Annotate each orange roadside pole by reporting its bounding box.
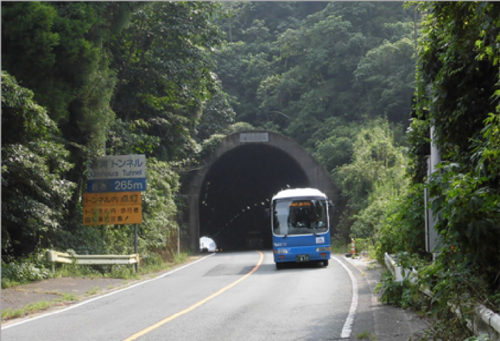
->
[350,238,356,255]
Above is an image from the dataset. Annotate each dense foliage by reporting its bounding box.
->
[109,2,224,161]
[414,3,500,284]
[1,2,224,265]
[336,120,409,240]
[414,1,499,307]
[375,3,499,337]
[1,72,75,259]
[217,2,417,142]
[2,2,133,232]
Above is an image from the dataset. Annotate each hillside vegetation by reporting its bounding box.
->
[2,3,498,337]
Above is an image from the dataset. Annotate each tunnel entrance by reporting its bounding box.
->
[199,144,308,251]
[183,131,339,252]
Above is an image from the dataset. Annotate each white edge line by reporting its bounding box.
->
[2,253,215,330]
[333,256,359,339]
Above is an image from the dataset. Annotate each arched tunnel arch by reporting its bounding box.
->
[183,131,339,251]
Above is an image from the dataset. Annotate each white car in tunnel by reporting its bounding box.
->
[199,236,217,253]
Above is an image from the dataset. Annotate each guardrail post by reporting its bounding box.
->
[46,250,56,272]
[384,252,403,282]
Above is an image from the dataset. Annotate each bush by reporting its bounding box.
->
[375,183,426,262]
[1,72,75,259]
[351,237,373,254]
[2,257,51,288]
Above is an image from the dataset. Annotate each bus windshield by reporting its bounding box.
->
[273,198,328,235]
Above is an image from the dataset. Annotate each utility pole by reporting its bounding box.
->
[425,125,442,258]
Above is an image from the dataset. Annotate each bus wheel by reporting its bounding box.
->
[323,260,329,267]
[276,262,284,270]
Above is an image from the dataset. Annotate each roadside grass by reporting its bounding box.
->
[2,301,54,320]
[2,279,23,289]
[2,252,193,321]
[2,293,79,320]
[61,293,78,301]
[357,331,377,340]
[85,286,100,297]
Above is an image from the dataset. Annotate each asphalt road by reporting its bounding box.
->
[1,251,428,341]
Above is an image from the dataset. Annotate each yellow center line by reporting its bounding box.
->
[123,251,264,341]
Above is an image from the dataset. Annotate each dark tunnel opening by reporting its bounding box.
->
[199,144,309,251]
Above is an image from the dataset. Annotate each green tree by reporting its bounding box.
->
[375,183,426,260]
[196,76,236,141]
[311,117,357,172]
[417,3,499,160]
[1,2,60,116]
[2,2,134,229]
[216,2,326,126]
[2,2,127,133]
[225,2,417,146]
[354,37,416,122]
[140,159,181,259]
[336,120,408,238]
[110,2,222,161]
[1,72,75,259]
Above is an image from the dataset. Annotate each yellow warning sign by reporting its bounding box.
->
[83,192,142,225]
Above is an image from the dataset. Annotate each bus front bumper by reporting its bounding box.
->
[273,245,331,263]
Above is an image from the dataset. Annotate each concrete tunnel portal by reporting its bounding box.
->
[184,131,339,252]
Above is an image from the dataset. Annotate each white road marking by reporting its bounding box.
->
[1,253,215,330]
[333,256,359,338]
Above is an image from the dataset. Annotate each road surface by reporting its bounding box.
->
[2,251,426,340]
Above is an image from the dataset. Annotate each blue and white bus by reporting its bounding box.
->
[271,188,331,269]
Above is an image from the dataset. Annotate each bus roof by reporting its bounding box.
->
[272,188,327,201]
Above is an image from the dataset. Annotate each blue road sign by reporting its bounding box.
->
[87,178,147,193]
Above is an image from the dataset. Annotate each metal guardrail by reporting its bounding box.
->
[476,304,500,339]
[384,252,404,282]
[384,253,500,340]
[46,250,139,266]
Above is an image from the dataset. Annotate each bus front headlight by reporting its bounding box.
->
[316,246,331,252]
[274,249,289,254]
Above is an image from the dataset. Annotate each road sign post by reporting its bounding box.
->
[84,154,147,272]
[134,224,139,272]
